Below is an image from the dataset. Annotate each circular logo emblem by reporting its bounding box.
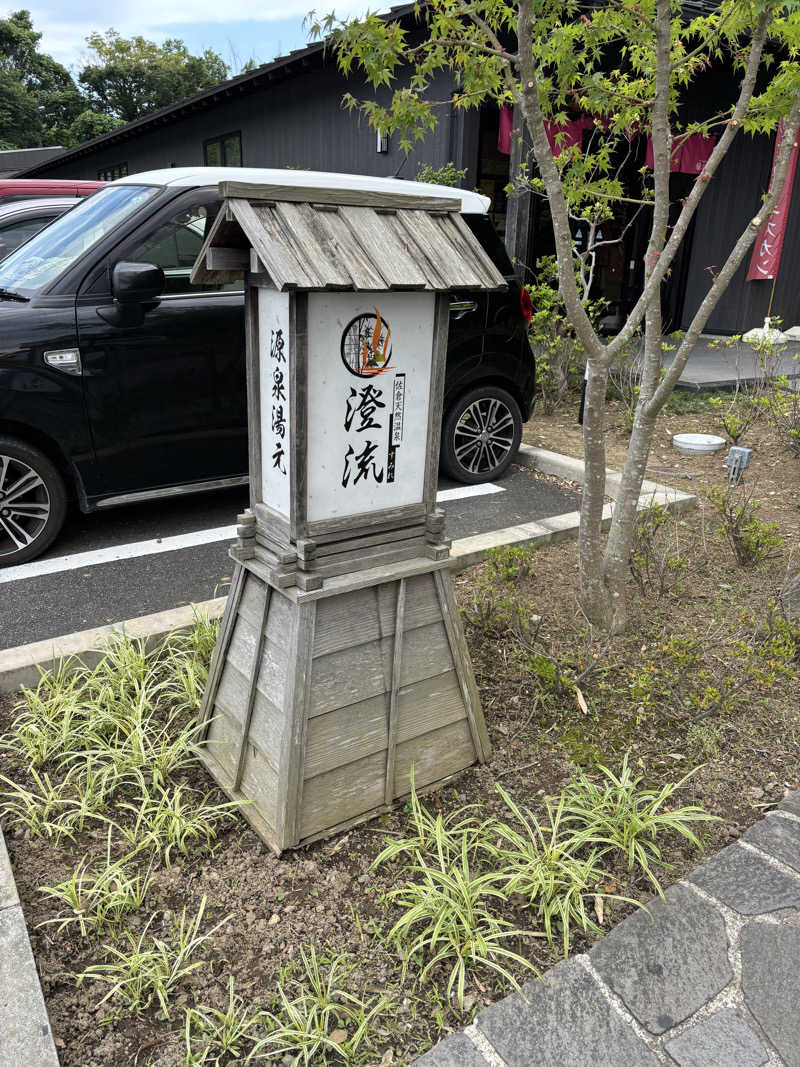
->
[340,309,392,378]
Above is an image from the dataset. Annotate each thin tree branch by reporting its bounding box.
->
[646,88,800,413]
[515,2,602,358]
[606,11,773,359]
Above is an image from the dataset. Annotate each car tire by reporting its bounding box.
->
[0,436,68,567]
[441,385,522,484]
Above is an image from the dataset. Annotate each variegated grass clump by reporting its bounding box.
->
[0,612,242,1025]
[372,759,717,1006]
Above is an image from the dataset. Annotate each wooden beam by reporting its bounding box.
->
[219,181,460,212]
[384,578,407,805]
[206,247,250,270]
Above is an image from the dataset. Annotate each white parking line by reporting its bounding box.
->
[0,526,239,585]
[0,482,505,584]
[435,483,504,502]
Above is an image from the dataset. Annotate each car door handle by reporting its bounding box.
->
[449,300,478,319]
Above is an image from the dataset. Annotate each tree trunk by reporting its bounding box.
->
[578,356,613,630]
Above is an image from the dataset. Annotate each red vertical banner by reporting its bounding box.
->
[747,120,799,282]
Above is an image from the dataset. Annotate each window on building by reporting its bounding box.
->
[97,163,128,181]
[203,132,242,167]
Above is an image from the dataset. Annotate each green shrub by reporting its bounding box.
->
[705,484,782,567]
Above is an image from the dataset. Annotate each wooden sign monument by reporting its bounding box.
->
[192,178,505,853]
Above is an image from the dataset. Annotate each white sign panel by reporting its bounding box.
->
[306,291,435,523]
[258,288,291,518]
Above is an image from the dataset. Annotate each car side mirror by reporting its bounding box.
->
[97,261,165,326]
[112,261,165,304]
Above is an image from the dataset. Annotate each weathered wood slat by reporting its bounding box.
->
[190,212,247,285]
[450,212,509,287]
[203,711,279,828]
[235,576,267,634]
[206,708,281,823]
[423,294,450,511]
[391,210,470,289]
[310,539,428,580]
[197,563,245,733]
[237,580,292,651]
[316,209,388,291]
[312,572,439,657]
[206,247,250,271]
[397,670,466,744]
[286,602,316,847]
[338,206,430,289]
[230,199,307,290]
[434,570,490,762]
[219,182,460,212]
[308,503,426,540]
[399,621,455,687]
[275,202,351,289]
[261,204,327,289]
[299,749,387,840]
[226,615,290,712]
[303,693,388,779]
[244,290,262,507]
[313,523,427,558]
[213,683,283,773]
[384,578,406,805]
[309,636,392,718]
[233,581,271,791]
[393,719,475,796]
[308,617,452,719]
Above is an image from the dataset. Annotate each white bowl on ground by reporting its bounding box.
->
[672,432,726,456]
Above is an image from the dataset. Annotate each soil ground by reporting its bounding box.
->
[1,396,799,1067]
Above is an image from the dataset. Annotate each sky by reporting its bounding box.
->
[23,0,373,73]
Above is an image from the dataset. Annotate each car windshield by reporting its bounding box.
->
[0,184,158,296]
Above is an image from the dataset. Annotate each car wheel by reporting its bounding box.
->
[441,385,522,484]
[0,436,67,567]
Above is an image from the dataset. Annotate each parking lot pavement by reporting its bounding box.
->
[0,464,580,651]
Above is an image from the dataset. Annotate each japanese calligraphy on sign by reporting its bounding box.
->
[306,292,435,523]
[258,289,291,517]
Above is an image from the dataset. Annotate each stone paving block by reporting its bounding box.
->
[475,958,658,1066]
[778,790,800,818]
[743,814,800,873]
[665,1009,768,1067]
[412,1032,487,1066]
[0,906,59,1067]
[0,831,19,912]
[740,922,800,1067]
[590,883,731,1034]
[688,842,800,914]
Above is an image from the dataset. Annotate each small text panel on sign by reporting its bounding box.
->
[258,288,291,517]
[306,292,435,523]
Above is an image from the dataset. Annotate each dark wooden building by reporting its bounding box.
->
[19,7,800,336]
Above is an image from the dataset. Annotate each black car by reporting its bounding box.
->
[0,168,534,566]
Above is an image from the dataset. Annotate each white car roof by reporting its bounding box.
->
[114,167,490,215]
[0,197,80,216]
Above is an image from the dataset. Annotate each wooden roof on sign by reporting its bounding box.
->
[190,182,508,293]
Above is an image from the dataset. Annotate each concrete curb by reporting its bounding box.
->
[0,598,227,695]
[0,447,694,694]
[0,828,60,1067]
[449,444,696,569]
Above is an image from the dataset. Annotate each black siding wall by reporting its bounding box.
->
[680,130,800,333]
[38,65,475,189]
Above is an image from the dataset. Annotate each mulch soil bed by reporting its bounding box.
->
[1,397,799,1066]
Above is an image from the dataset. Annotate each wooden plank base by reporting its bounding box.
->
[197,554,489,853]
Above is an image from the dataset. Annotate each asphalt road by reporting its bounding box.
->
[0,464,580,651]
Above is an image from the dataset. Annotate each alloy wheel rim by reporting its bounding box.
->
[453,397,515,475]
[0,454,51,557]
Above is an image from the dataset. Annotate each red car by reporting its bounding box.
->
[0,179,105,206]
